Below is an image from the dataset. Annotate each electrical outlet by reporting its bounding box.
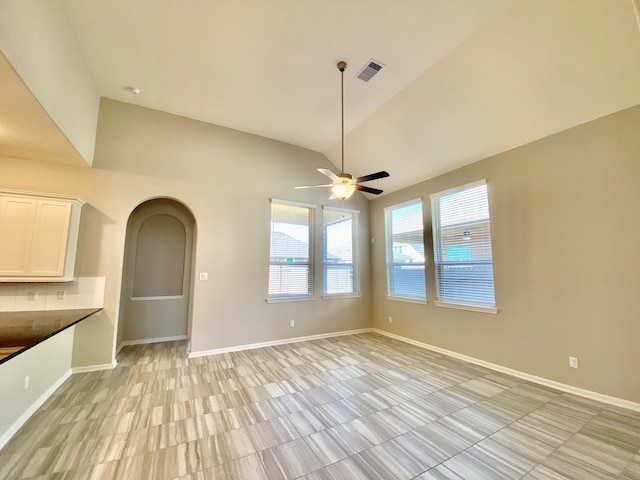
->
[388,316,393,323]
[24,375,30,390]
[57,290,66,300]
[569,356,579,368]
[289,320,295,328]
[28,291,38,301]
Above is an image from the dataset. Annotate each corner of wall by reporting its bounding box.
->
[0,0,100,166]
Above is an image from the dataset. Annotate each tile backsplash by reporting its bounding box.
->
[0,277,105,312]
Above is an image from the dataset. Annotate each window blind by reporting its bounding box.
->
[268,200,314,299]
[384,199,426,301]
[431,180,496,310]
[323,207,358,295]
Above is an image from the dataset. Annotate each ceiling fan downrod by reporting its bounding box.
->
[293,60,389,199]
[338,61,346,176]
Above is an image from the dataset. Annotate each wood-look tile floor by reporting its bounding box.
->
[1,333,639,479]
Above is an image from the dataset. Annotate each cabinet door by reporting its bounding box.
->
[28,200,72,276]
[0,196,38,275]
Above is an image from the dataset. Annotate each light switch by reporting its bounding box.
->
[199,272,209,281]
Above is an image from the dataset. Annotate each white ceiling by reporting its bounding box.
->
[5,0,640,195]
[62,0,511,150]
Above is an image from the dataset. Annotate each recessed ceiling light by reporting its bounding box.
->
[125,86,142,95]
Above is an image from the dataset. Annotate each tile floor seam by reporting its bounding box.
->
[400,383,572,480]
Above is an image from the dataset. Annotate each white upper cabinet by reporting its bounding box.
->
[0,190,84,282]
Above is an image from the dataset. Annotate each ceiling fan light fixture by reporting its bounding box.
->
[294,61,389,198]
[331,183,356,200]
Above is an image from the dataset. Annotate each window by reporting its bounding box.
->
[323,207,359,296]
[384,199,426,302]
[268,200,314,300]
[430,180,496,312]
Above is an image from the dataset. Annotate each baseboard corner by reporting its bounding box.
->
[71,359,117,374]
[189,327,373,358]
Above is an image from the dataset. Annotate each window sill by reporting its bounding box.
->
[266,296,316,304]
[386,295,427,305]
[322,293,362,300]
[435,301,497,314]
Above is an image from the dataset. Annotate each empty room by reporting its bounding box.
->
[1,0,639,479]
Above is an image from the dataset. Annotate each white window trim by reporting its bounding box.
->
[428,179,487,200]
[268,198,317,302]
[387,295,427,305]
[322,205,360,297]
[384,198,427,303]
[430,179,497,311]
[271,198,317,209]
[322,206,360,215]
[266,296,317,304]
[435,301,497,314]
[383,197,424,213]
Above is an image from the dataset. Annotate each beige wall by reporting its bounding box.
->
[0,327,74,448]
[1,97,637,443]
[0,98,372,367]
[370,105,640,403]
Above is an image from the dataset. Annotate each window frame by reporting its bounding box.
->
[384,198,427,304]
[267,199,316,303]
[430,179,497,314]
[322,206,360,299]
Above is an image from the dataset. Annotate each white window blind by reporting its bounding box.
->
[431,180,496,310]
[384,199,426,301]
[268,200,314,299]
[323,207,358,295]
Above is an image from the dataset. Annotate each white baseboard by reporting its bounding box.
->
[71,360,117,374]
[372,328,640,412]
[116,335,189,354]
[188,328,372,358]
[0,369,72,450]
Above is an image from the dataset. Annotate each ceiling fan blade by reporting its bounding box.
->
[294,184,333,189]
[317,168,339,181]
[354,171,390,183]
[355,184,383,195]
[328,193,337,200]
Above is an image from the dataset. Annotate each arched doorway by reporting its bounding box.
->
[117,198,195,351]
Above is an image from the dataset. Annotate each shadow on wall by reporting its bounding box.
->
[73,204,117,278]
[70,204,116,368]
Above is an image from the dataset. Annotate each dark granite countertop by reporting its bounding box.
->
[0,308,102,365]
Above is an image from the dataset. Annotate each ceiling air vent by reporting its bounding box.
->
[355,59,385,82]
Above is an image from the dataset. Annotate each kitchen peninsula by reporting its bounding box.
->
[0,308,101,364]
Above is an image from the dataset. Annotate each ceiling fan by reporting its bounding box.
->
[295,61,389,200]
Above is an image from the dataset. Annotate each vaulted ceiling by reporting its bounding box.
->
[3,0,640,194]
